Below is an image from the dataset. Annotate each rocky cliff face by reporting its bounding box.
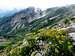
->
[0,7,44,35]
[0,5,75,35]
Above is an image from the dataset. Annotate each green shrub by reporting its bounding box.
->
[1,28,74,56]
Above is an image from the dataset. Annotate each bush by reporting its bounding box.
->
[1,28,74,56]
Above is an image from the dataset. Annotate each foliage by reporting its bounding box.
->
[0,28,74,56]
[63,19,70,24]
[37,29,73,56]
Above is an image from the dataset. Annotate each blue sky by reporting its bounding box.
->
[0,0,75,11]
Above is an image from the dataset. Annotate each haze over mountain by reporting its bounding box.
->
[0,0,75,18]
[1,0,75,11]
[0,8,22,17]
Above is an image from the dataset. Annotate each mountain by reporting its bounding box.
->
[0,7,44,35]
[0,4,75,56]
[0,5,75,36]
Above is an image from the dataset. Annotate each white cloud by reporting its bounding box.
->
[0,0,75,10]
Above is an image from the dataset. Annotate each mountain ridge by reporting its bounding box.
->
[0,4,75,36]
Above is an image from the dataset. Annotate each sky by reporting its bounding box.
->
[0,0,75,11]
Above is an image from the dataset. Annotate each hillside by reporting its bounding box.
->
[0,4,75,56]
[0,28,75,56]
[0,5,75,36]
